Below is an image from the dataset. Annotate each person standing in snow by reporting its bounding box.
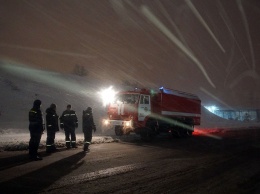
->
[60,104,78,149]
[28,99,45,161]
[45,103,59,153]
[82,107,96,151]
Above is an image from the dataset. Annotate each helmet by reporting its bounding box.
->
[33,99,41,108]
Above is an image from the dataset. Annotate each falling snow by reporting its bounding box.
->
[0,0,259,109]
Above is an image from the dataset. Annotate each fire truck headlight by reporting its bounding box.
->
[125,121,131,127]
[103,119,110,126]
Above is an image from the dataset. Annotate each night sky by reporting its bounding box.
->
[0,0,260,109]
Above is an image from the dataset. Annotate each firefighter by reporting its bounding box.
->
[60,104,78,149]
[45,103,59,153]
[82,107,96,151]
[29,99,45,161]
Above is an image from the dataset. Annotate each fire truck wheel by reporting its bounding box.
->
[141,120,157,141]
[187,130,193,136]
[115,126,123,136]
[171,129,181,138]
[140,128,152,141]
[186,127,194,137]
[125,131,130,135]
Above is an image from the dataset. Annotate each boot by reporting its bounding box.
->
[83,142,90,151]
[71,141,78,148]
[66,141,71,149]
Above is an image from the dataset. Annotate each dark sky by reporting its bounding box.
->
[0,0,260,109]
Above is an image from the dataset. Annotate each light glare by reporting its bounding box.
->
[98,86,117,106]
[205,105,218,113]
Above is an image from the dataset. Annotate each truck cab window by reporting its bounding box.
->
[116,94,139,104]
[140,95,150,104]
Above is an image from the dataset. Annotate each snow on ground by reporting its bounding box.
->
[1,116,260,151]
[0,129,120,151]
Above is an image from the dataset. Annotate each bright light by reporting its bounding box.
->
[205,105,218,113]
[98,86,117,106]
[125,121,131,127]
[103,119,110,126]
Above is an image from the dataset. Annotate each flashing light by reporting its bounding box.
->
[150,89,156,95]
[205,105,218,113]
[98,86,117,106]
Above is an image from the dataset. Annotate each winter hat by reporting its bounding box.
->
[86,107,92,113]
[33,99,41,108]
[50,103,57,109]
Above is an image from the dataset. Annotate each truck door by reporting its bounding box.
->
[138,95,151,121]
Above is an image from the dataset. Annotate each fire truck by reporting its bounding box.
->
[103,87,201,140]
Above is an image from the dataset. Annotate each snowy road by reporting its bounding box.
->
[0,128,259,194]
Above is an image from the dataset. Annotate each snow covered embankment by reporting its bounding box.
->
[0,129,119,151]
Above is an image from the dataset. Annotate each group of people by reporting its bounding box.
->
[28,99,96,161]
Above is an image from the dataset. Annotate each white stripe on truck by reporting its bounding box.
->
[162,111,201,117]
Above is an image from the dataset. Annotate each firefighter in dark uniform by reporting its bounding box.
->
[82,107,96,151]
[45,103,59,153]
[29,99,44,160]
[60,104,78,149]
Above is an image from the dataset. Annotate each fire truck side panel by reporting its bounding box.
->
[148,90,201,125]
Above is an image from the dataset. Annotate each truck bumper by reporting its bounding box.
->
[103,119,134,130]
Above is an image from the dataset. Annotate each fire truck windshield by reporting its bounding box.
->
[114,94,139,104]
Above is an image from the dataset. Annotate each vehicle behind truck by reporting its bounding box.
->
[103,87,201,140]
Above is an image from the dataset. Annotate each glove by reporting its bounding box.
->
[75,123,78,128]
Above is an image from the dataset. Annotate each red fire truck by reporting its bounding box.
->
[103,87,201,140]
